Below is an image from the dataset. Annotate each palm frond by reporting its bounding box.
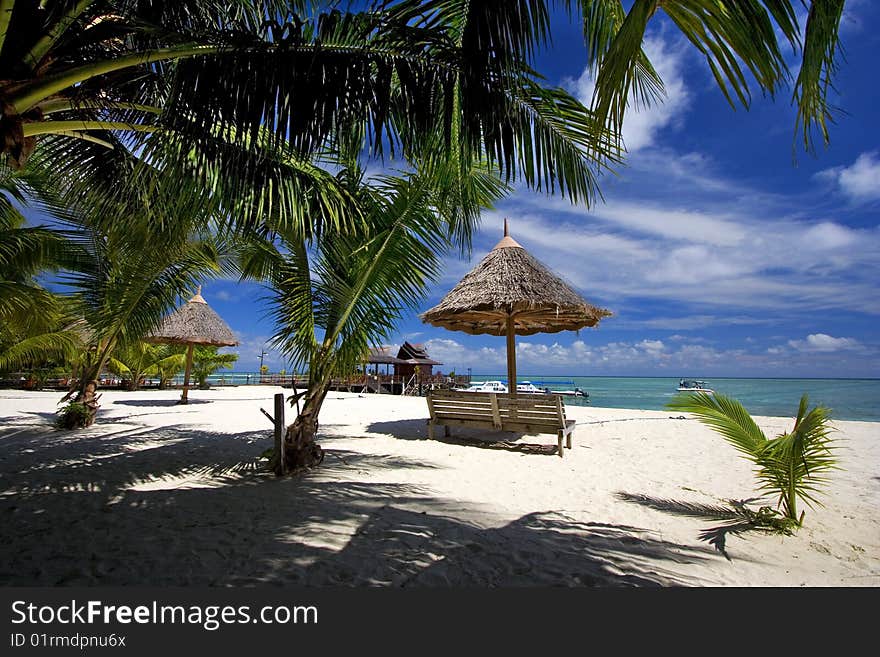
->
[0,329,82,372]
[667,392,767,460]
[668,391,839,526]
[793,0,845,152]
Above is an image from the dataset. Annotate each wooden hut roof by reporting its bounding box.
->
[397,341,442,366]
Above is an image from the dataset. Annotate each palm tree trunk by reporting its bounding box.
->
[62,340,113,403]
[279,387,328,474]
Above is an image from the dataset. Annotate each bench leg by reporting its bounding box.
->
[427,420,434,440]
[557,431,564,458]
[444,425,450,438]
[566,431,573,450]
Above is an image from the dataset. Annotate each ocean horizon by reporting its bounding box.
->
[201,372,880,422]
[468,375,880,422]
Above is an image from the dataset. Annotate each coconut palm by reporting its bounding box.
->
[239,165,506,473]
[0,164,74,324]
[107,341,186,390]
[191,346,238,389]
[573,0,845,153]
[57,179,228,403]
[0,0,620,235]
[0,294,83,376]
[667,392,838,528]
[0,168,84,372]
[1,2,845,176]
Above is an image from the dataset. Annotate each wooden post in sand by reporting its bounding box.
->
[273,392,285,476]
[179,342,194,404]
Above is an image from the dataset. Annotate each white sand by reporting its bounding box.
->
[0,385,877,586]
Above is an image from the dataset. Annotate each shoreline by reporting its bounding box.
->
[5,382,877,423]
[1,386,878,586]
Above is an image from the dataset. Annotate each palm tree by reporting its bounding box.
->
[107,341,186,391]
[56,176,228,403]
[667,392,838,528]
[0,165,72,324]
[191,346,238,389]
[1,0,620,234]
[0,296,83,377]
[239,165,505,473]
[0,168,84,373]
[572,0,845,153]
[154,345,186,389]
[1,2,845,174]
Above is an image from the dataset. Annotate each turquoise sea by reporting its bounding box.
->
[468,376,880,422]
[199,372,879,422]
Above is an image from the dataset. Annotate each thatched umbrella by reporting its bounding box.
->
[145,287,238,403]
[421,220,610,397]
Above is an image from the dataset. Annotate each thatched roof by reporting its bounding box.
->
[421,224,611,336]
[145,288,239,347]
[397,341,441,365]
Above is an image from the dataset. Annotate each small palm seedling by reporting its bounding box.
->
[667,392,838,530]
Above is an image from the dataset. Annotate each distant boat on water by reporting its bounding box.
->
[460,380,508,393]
[460,379,588,399]
[677,379,714,394]
[553,388,588,398]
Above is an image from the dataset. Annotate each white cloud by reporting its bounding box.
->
[566,37,690,153]
[638,339,665,353]
[641,316,772,330]
[818,152,880,202]
[590,202,747,247]
[479,170,880,316]
[787,333,861,352]
[422,332,877,377]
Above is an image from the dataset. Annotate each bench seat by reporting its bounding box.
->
[426,390,576,457]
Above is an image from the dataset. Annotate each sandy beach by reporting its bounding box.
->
[0,385,877,587]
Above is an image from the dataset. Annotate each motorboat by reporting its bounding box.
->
[553,387,588,398]
[460,380,508,393]
[677,379,714,394]
[516,381,545,394]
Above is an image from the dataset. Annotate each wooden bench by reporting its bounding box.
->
[426,390,576,457]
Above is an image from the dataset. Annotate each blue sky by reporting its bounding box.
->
[23,4,876,377]
[213,3,880,377]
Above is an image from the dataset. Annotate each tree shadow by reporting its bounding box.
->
[314,506,716,586]
[113,399,214,407]
[615,492,781,560]
[0,420,719,586]
[366,418,562,456]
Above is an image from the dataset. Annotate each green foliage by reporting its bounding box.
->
[192,347,238,389]
[55,402,92,429]
[667,392,839,527]
[579,0,845,153]
[108,342,187,390]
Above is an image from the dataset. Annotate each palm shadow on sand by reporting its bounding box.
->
[616,492,778,560]
[0,417,720,586]
[113,399,214,407]
[366,418,562,456]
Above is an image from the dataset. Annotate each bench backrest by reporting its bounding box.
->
[427,390,566,430]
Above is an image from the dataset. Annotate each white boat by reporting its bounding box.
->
[516,381,546,394]
[460,380,508,393]
[554,388,588,398]
[677,379,714,394]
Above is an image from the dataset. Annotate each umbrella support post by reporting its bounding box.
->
[506,315,518,421]
[179,343,194,404]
